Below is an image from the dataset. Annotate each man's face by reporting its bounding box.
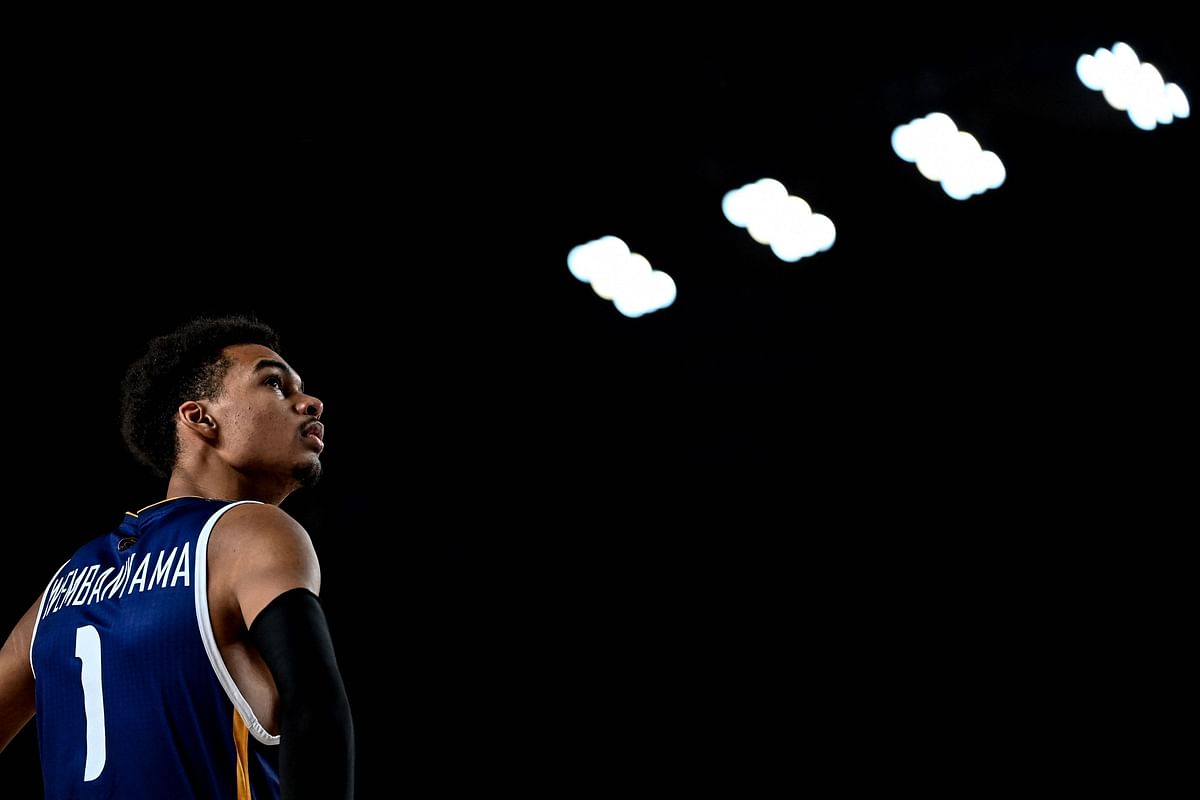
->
[207,344,325,487]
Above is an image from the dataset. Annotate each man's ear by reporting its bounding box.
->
[178,401,218,442]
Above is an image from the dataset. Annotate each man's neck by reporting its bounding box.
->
[166,469,290,506]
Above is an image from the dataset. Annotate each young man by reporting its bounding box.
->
[0,315,354,799]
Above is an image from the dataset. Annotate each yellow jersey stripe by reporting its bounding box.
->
[132,495,208,515]
[233,711,252,800]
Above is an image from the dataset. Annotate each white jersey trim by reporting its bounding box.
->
[194,500,281,747]
[29,560,71,679]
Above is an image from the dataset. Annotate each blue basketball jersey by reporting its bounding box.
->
[29,497,281,799]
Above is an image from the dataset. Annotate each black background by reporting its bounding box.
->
[2,16,1193,794]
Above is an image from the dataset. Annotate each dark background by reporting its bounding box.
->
[3,17,1192,793]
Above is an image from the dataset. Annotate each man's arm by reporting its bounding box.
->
[219,504,354,800]
[0,598,40,752]
[250,588,355,800]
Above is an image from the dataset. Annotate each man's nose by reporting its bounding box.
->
[298,395,323,419]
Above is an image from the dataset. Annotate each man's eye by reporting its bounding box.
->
[266,376,284,391]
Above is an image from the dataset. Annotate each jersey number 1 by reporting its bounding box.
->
[74,625,107,781]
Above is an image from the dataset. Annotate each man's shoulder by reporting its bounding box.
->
[211,503,313,559]
[211,504,321,605]
[216,502,307,537]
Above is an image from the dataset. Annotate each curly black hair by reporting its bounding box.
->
[120,314,281,478]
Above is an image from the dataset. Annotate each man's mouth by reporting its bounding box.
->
[301,422,325,447]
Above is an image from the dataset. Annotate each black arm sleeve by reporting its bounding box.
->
[249,587,354,800]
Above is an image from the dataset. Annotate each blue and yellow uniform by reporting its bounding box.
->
[29,497,280,799]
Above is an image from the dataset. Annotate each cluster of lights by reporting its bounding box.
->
[567,236,676,318]
[721,179,836,262]
[1076,42,1190,130]
[891,113,1006,200]
[568,40,1187,316]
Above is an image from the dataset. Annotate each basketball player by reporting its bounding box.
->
[0,315,354,798]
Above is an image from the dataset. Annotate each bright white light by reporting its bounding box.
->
[891,112,1005,200]
[613,270,677,318]
[567,236,675,318]
[1076,41,1189,130]
[722,178,835,262]
[1165,83,1190,118]
[567,235,629,284]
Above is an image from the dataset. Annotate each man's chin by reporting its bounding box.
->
[293,459,323,490]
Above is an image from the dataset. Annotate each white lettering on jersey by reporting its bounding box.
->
[43,547,196,618]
